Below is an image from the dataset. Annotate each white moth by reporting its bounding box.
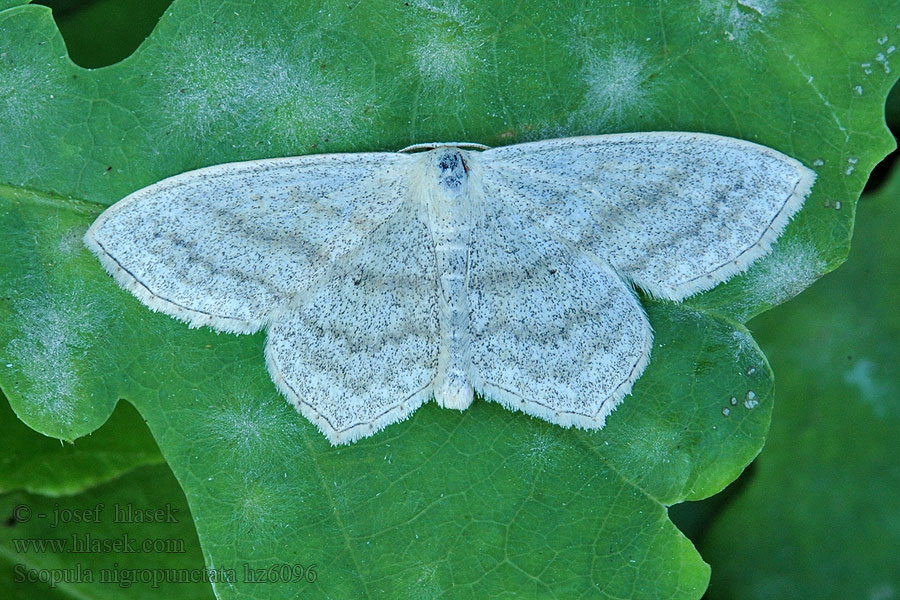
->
[84,132,815,445]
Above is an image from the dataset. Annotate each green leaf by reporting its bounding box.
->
[699,145,900,598]
[0,0,27,12]
[0,391,162,495]
[0,462,214,599]
[1,1,898,597]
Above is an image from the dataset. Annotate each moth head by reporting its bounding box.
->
[431,147,470,195]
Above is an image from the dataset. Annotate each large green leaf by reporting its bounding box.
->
[0,1,26,12]
[699,139,900,599]
[1,1,897,597]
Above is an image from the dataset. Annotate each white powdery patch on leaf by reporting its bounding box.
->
[206,378,303,464]
[732,0,780,20]
[631,428,691,487]
[409,565,441,599]
[0,51,56,131]
[699,0,780,44]
[406,0,488,90]
[570,42,661,131]
[514,430,564,473]
[413,35,479,88]
[228,475,301,545]
[5,216,120,434]
[730,328,760,363]
[5,284,96,429]
[57,224,89,256]
[159,33,373,148]
[736,238,824,321]
[0,49,67,187]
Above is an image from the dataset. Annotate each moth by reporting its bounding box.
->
[84,132,815,444]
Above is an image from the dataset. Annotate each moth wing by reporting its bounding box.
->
[265,200,439,445]
[84,152,414,333]
[481,132,815,301]
[466,190,652,429]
